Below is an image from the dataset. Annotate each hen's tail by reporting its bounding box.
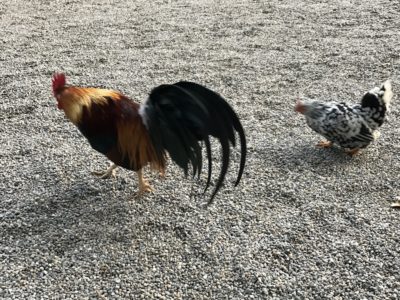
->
[139,81,247,204]
[381,80,393,109]
[362,80,393,110]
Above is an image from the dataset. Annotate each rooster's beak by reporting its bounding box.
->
[56,98,63,110]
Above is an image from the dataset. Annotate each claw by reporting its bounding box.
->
[345,148,360,156]
[135,169,154,198]
[136,182,154,197]
[92,164,118,179]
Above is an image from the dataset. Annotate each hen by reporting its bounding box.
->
[295,81,393,155]
[52,73,246,204]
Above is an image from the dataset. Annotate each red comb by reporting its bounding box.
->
[52,73,66,95]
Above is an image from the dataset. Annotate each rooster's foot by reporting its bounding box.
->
[135,169,154,197]
[92,163,117,179]
[136,181,154,197]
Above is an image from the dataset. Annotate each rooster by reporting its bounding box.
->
[52,73,246,204]
[295,81,393,155]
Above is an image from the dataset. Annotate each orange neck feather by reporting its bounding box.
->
[59,87,122,124]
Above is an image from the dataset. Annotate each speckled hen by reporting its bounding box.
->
[295,81,393,155]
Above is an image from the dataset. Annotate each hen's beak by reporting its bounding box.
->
[295,100,305,114]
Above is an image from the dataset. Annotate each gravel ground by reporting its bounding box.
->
[1,0,400,299]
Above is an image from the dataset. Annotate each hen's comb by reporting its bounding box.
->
[52,73,66,95]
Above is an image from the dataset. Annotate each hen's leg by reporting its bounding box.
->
[316,140,333,148]
[137,169,153,196]
[92,163,118,179]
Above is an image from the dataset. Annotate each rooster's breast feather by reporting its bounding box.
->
[75,91,166,172]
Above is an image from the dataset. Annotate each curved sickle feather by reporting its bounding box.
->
[203,137,212,192]
[140,81,247,204]
[175,81,247,189]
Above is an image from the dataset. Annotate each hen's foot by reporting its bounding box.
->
[316,140,333,148]
[345,148,360,156]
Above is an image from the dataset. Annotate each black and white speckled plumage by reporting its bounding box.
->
[296,81,393,150]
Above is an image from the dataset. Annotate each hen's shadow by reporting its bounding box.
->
[270,142,359,173]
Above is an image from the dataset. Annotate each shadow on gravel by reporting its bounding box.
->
[264,143,367,179]
[289,144,354,165]
[3,183,135,256]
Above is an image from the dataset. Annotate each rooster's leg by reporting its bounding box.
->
[92,163,118,179]
[316,140,333,148]
[345,148,360,156]
[137,169,153,196]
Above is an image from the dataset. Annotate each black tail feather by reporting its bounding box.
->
[141,81,247,204]
[175,81,247,189]
[234,122,247,186]
[204,137,212,192]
